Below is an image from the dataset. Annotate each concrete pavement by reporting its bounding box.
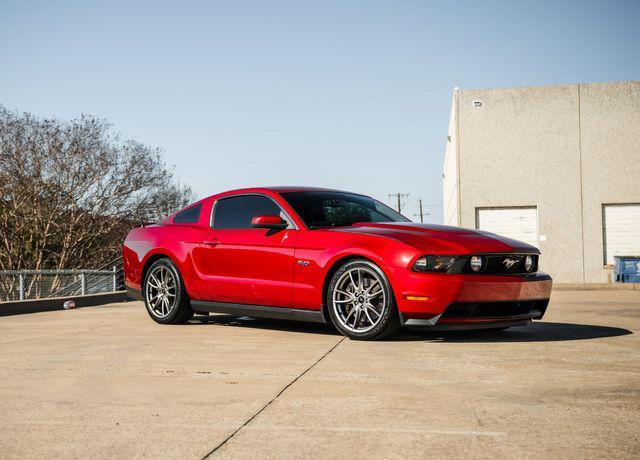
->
[0,290,638,459]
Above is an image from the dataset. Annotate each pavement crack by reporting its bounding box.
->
[472,409,484,427]
[201,337,346,459]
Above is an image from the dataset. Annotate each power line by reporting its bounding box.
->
[387,193,409,213]
[409,198,433,223]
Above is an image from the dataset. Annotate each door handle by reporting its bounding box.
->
[201,238,219,246]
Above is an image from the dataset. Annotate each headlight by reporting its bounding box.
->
[524,255,534,272]
[470,255,484,272]
[413,255,457,273]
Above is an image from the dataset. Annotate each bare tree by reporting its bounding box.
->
[0,106,194,270]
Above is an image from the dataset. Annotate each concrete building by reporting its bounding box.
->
[442,80,640,284]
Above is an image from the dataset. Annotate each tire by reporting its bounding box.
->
[143,258,194,324]
[326,259,400,340]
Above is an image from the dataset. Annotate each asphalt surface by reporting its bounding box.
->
[0,290,638,459]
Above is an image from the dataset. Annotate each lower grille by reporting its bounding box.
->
[442,299,549,319]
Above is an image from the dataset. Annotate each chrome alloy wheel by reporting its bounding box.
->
[332,266,386,333]
[145,265,177,319]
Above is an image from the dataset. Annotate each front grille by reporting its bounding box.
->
[442,299,549,319]
[460,254,538,275]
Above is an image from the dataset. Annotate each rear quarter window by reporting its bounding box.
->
[173,203,202,224]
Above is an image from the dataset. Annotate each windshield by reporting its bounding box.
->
[281,191,411,229]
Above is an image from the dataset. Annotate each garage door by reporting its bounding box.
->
[603,204,640,265]
[476,207,539,248]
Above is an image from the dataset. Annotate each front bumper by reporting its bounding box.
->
[389,269,552,328]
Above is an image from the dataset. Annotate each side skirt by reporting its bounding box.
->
[190,300,326,324]
[127,287,143,301]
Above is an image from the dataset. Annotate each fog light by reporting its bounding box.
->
[470,255,483,272]
[524,255,534,272]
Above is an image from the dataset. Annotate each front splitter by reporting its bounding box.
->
[426,318,533,331]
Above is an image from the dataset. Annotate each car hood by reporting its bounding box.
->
[331,222,539,254]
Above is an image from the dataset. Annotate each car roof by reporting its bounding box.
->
[216,186,350,195]
[163,186,369,225]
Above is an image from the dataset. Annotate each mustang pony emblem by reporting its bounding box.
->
[503,258,518,269]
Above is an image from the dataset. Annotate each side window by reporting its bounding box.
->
[173,203,202,224]
[213,195,285,229]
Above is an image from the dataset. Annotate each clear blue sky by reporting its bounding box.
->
[2,0,639,222]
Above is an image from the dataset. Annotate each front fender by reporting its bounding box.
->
[292,230,418,310]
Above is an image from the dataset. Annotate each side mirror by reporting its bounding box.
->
[251,215,288,229]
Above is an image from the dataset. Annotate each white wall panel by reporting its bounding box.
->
[477,207,539,248]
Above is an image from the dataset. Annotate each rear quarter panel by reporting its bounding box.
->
[123,224,210,299]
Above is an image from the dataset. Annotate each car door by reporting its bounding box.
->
[194,194,297,307]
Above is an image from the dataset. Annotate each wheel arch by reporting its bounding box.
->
[321,254,395,324]
[141,252,176,290]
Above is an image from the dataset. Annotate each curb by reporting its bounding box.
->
[0,292,128,317]
[553,283,640,291]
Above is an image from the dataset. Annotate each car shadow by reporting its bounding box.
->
[191,314,632,342]
[191,314,338,336]
[393,322,633,343]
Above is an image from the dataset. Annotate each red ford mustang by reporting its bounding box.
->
[123,187,552,340]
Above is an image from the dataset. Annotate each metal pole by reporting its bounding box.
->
[19,274,24,301]
[81,273,86,295]
[396,193,401,213]
[112,266,117,292]
[419,199,424,223]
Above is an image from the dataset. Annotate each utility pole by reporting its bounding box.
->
[387,193,409,213]
[412,199,430,223]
